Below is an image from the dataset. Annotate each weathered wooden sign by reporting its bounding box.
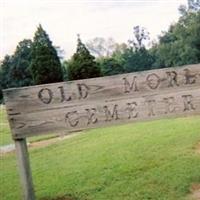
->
[3,64,200,139]
[3,64,200,200]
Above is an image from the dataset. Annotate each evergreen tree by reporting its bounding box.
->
[0,55,13,103]
[0,39,33,103]
[67,35,101,80]
[10,39,33,87]
[30,24,63,84]
[0,55,12,88]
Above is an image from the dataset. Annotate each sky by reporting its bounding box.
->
[0,0,187,60]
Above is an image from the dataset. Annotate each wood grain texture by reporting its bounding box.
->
[3,64,200,139]
[15,139,35,200]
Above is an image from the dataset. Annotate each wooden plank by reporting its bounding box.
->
[15,139,35,200]
[3,64,200,139]
[4,87,200,139]
[3,64,200,115]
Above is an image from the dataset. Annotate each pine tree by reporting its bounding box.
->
[10,39,33,87]
[30,24,63,84]
[68,35,101,80]
[0,55,12,89]
[0,40,33,102]
[0,55,12,102]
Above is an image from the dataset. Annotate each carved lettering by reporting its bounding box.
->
[182,95,195,111]
[146,100,156,116]
[146,73,160,89]
[77,83,89,99]
[65,111,79,127]
[85,108,98,125]
[163,97,175,114]
[103,105,119,121]
[123,76,138,93]
[184,69,196,84]
[166,71,179,87]
[58,86,71,102]
[126,102,138,119]
[38,88,53,104]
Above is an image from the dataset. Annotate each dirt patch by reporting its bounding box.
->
[195,142,200,154]
[29,132,81,149]
[188,183,200,200]
[29,137,61,149]
[0,131,82,156]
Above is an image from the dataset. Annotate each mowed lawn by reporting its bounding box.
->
[0,105,12,145]
[0,107,200,199]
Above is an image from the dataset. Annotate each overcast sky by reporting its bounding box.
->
[0,0,187,60]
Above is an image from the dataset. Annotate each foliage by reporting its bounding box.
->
[152,11,200,68]
[110,26,154,73]
[179,0,200,15]
[0,25,64,103]
[0,56,13,89]
[0,39,34,103]
[9,39,33,87]
[67,36,101,80]
[30,24,63,84]
[115,47,154,73]
[188,0,200,12]
[98,57,125,76]
[0,55,12,102]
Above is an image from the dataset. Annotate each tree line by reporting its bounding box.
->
[0,2,200,103]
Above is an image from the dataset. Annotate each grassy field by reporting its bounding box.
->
[0,112,200,200]
[0,105,12,145]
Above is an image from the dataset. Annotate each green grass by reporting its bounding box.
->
[0,116,200,200]
[0,105,12,145]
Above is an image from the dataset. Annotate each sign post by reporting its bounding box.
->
[3,64,200,200]
[14,139,35,200]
